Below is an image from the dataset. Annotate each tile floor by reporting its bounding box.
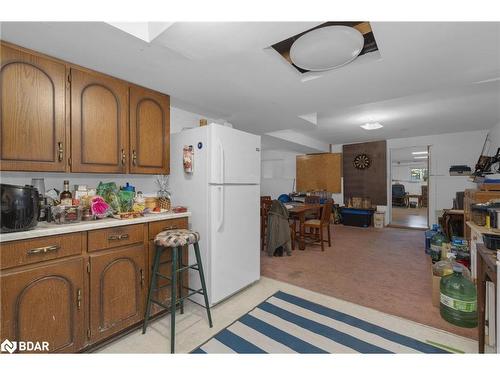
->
[97,277,478,354]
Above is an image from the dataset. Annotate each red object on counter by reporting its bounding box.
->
[172,206,187,213]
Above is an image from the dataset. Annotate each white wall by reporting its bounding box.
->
[261,129,488,224]
[260,150,298,198]
[486,122,500,154]
[391,162,427,195]
[0,106,212,203]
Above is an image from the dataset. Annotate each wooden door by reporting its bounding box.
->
[70,68,128,173]
[0,258,85,353]
[89,244,146,343]
[129,85,170,174]
[0,42,67,171]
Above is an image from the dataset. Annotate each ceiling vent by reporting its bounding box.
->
[271,22,379,74]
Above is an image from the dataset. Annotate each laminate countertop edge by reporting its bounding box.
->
[0,211,191,243]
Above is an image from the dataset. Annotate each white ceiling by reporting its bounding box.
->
[1,21,499,150]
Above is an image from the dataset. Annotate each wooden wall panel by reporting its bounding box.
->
[343,141,387,205]
[296,153,342,193]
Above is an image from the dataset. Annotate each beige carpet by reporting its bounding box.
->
[261,224,477,340]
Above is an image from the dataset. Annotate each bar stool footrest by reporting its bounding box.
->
[176,263,199,273]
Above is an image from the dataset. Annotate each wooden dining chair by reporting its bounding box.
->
[304,199,333,251]
[260,199,273,251]
[260,196,271,203]
[304,195,321,220]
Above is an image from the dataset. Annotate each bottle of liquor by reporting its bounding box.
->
[60,180,73,206]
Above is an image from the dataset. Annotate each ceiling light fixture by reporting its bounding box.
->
[290,26,364,71]
[412,151,428,155]
[360,122,383,130]
[414,156,428,159]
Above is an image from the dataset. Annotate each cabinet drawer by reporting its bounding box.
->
[1,233,83,270]
[149,218,188,240]
[88,224,144,252]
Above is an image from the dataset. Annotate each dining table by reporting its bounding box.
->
[286,203,322,250]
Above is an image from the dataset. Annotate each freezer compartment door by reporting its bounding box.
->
[209,124,261,184]
[209,184,260,304]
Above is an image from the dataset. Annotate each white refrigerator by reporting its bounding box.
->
[170,123,261,305]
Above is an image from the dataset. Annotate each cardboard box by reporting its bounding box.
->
[431,266,442,308]
[374,212,385,228]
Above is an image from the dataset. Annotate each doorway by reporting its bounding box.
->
[390,146,430,229]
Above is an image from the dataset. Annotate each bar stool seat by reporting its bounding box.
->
[143,228,212,353]
[155,229,200,247]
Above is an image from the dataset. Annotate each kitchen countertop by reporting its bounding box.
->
[0,211,191,243]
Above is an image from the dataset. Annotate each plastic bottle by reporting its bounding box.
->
[425,224,440,254]
[432,253,471,280]
[440,265,478,328]
[430,229,448,263]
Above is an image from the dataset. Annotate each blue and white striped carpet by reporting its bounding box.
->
[192,291,460,354]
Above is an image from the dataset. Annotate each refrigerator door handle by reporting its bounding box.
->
[217,186,224,232]
[217,138,225,184]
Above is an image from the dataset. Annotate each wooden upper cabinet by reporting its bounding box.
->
[89,244,146,343]
[70,68,129,173]
[129,85,170,174]
[0,258,85,353]
[0,42,67,172]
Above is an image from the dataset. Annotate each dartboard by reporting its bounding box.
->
[353,153,371,170]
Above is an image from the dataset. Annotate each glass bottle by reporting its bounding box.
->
[60,180,73,206]
[156,175,171,211]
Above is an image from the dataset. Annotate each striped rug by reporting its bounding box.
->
[192,291,465,354]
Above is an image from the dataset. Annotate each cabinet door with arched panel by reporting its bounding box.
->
[129,85,170,174]
[70,67,129,173]
[0,42,68,172]
[89,244,146,344]
[0,258,85,353]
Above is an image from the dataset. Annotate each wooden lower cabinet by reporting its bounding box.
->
[89,244,146,344]
[0,218,189,352]
[0,258,85,353]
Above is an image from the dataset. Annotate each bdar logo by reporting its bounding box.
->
[1,339,17,354]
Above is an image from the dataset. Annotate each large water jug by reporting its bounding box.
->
[440,266,477,328]
[425,224,440,254]
[430,229,448,263]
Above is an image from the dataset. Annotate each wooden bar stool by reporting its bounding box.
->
[142,229,213,353]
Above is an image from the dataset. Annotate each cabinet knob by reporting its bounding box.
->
[161,226,177,232]
[132,150,137,166]
[57,142,64,162]
[108,233,130,241]
[140,269,145,287]
[27,245,60,256]
[76,289,82,310]
[121,149,126,165]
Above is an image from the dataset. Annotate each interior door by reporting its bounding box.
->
[129,85,170,174]
[0,42,67,172]
[209,124,261,184]
[70,68,129,173]
[208,184,260,304]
